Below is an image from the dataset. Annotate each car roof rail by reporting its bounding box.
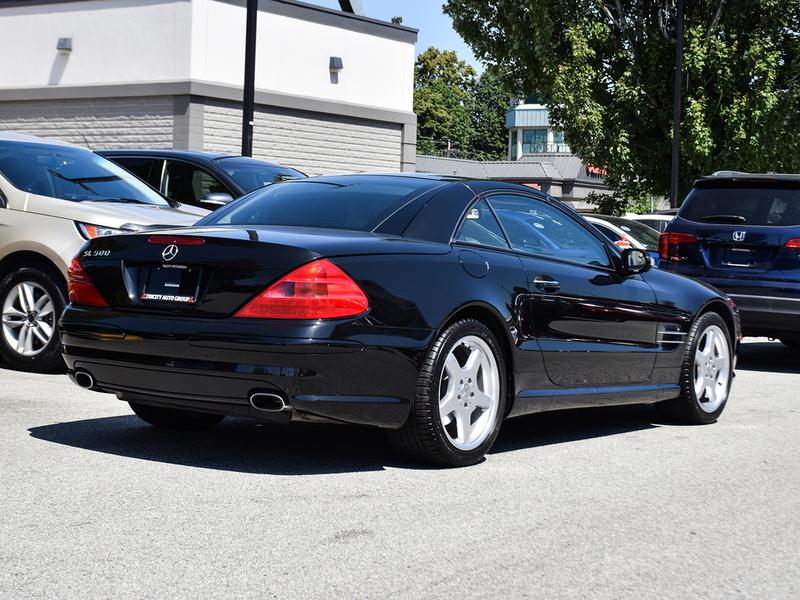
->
[710,170,749,177]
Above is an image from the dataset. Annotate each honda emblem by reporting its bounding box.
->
[732,231,746,242]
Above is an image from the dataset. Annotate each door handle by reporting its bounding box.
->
[533,278,560,292]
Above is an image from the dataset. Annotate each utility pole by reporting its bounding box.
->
[241,0,258,157]
[669,0,685,208]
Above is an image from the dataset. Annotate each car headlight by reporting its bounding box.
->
[76,222,127,240]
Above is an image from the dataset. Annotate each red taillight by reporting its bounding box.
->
[235,259,369,320]
[785,238,800,248]
[147,236,205,246]
[67,257,108,307]
[659,232,698,261]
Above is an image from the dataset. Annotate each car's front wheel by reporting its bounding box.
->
[0,267,66,373]
[129,403,225,430]
[390,319,506,467]
[659,312,733,424]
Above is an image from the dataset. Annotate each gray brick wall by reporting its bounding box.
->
[0,96,175,148]
[202,100,402,176]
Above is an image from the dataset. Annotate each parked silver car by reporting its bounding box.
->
[0,133,207,372]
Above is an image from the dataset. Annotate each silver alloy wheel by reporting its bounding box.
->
[438,335,500,451]
[693,324,731,413]
[1,281,56,357]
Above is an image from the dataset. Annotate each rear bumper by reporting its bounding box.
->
[724,293,800,339]
[60,307,433,428]
[669,269,800,338]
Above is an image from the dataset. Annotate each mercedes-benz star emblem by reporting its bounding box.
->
[732,231,746,242]
[162,244,179,262]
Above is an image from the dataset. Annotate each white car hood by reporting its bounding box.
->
[24,193,208,228]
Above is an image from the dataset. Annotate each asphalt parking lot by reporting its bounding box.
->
[1,339,799,599]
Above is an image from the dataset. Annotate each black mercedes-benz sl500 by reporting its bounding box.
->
[60,174,741,466]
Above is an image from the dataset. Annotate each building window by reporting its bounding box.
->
[522,129,547,154]
[510,130,518,160]
[553,131,564,144]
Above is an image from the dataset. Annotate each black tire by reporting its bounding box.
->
[388,319,507,467]
[780,339,800,350]
[658,312,733,424]
[0,266,67,373]
[129,402,225,430]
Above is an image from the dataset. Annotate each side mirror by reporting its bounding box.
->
[620,248,652,275]
[200,192,234,210]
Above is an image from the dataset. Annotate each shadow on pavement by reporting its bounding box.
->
[736,341,800,374]
[491,404,660,454]
[28,402,661,475]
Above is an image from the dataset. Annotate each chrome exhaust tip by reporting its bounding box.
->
[249,392,289,413]
[74,371,95,390]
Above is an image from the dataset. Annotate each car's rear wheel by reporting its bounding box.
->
[0,267,66,373]
[129,402,225,430]
[659,312,732,424]
[780,339,800,350]
[389,319,506,467]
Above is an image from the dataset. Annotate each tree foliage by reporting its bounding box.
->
[414,47,476,155]
[469,68,512,160]
[444,0,800,204]
[414,47,511,160]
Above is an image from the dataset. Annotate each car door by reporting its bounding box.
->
[486,193,659,387]
[161,160,234,207]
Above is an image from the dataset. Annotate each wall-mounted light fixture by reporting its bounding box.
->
[57,37,72,54]
[329,56,344,72]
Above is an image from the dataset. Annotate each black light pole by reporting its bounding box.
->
[669,0,685,208]
[241,0,258,157]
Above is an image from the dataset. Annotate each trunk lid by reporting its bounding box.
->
[79,226,448,316]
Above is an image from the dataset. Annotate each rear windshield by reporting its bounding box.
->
[0,140,169,205]
[680,186,800,226]
[202,177,435,232]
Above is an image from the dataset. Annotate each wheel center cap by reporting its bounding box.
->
[459,382,470,397]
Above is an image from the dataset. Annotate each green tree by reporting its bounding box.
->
[444,0,800,206]
[468,68,512,160]
[414,47,476,155]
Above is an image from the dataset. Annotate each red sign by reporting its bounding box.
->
[586,164,607,177]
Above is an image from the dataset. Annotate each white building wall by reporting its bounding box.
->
[0,0,192,88]
[202,101,402,176]
[0,0,414,115]
[191,0,414,112]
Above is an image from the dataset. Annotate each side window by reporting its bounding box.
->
[488,194,611,268]
[455,199,509,250]
[163,161,229,205]
[112,157,162,189]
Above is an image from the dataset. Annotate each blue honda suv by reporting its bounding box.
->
[661,173,800,348]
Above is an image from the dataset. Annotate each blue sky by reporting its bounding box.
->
[307,0,482,71]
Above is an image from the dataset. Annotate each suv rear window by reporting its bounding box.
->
[680,186,800,226]
[204,177,437,232]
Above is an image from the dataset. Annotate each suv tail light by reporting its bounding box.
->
[235,259,369,320]
[659,232,698,262]
[784,238,800,248]
[67,257,108,307]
